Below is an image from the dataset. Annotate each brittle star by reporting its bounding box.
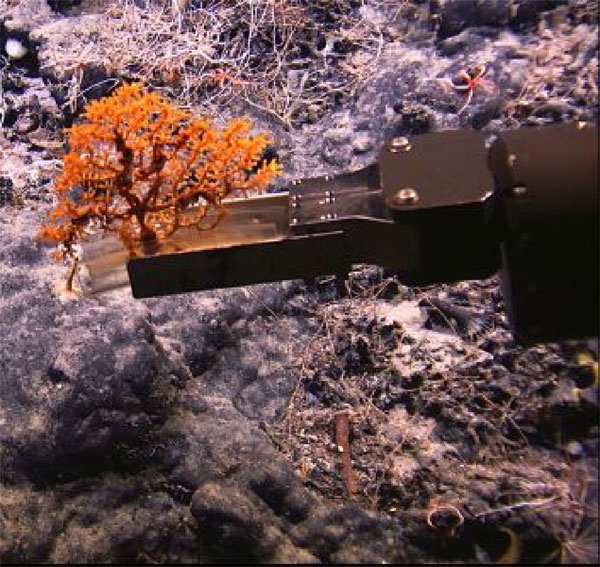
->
[439,64,497,113]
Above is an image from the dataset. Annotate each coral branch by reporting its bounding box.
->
[39,82,282,285]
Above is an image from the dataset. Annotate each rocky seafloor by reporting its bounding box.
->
[1,0,598,564]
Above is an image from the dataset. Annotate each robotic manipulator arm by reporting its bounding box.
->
[123,122,598,346]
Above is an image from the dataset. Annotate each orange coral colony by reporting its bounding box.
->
[39,82,281,258]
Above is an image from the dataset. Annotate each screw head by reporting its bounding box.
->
[393,187,419,206]
[389,136,411,153]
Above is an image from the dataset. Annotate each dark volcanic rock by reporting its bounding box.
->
[437,0,513,39]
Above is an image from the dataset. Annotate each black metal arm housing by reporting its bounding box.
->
[489,123,598,344]
[127,122,598,345]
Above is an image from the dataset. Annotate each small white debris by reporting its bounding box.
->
[5,38,28,60]
[565,441,584,457]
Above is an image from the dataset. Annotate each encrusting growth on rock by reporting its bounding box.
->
[39,82,281,285]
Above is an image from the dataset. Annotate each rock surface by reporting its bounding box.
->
[0,0,598,564]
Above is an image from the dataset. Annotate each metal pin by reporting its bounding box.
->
[319,213,336,220]
[389,136,411,153]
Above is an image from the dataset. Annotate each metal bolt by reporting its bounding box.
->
[507,153,517,168]
[393,187,419,205]
[389,136,411,153]
[511,185,528,197]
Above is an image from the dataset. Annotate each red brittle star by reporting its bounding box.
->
[439,64,497,113]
